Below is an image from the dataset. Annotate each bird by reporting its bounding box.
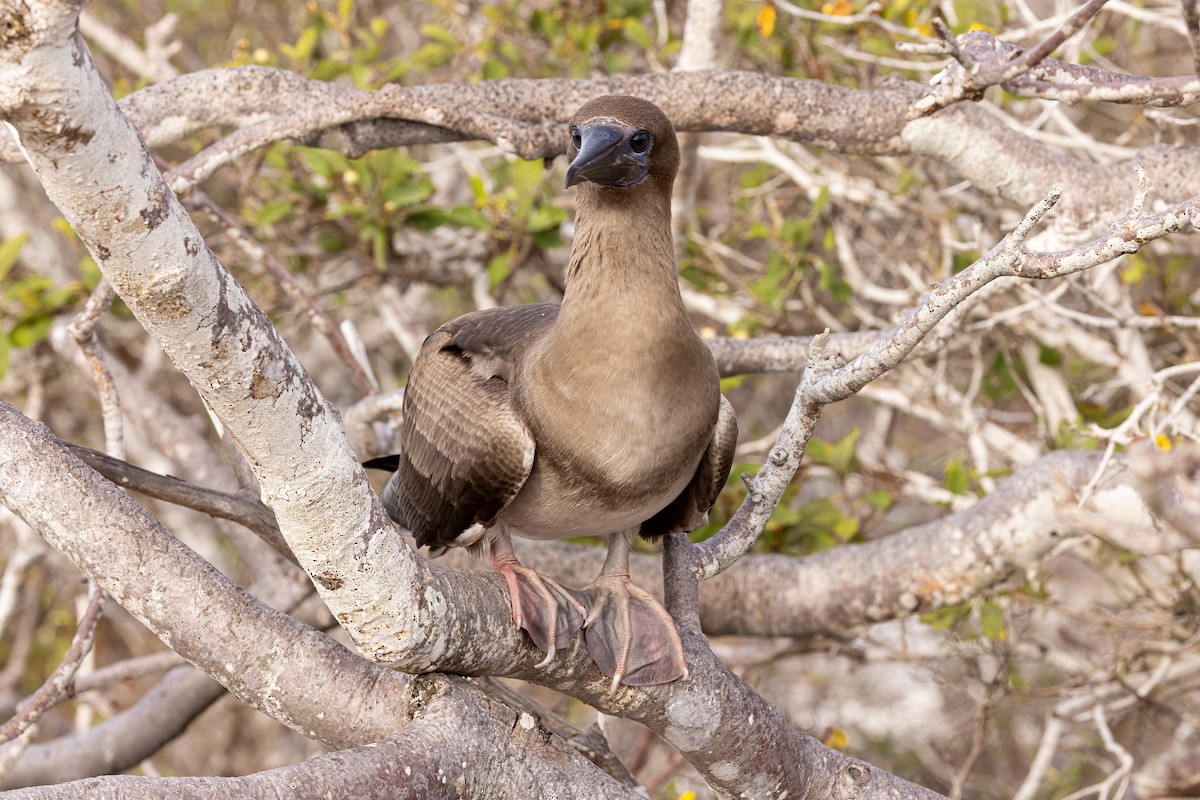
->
[367,95,737,689]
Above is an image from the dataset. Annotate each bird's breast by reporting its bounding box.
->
[501,335,719,539]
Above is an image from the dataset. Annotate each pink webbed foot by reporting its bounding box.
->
[583,574,688,691]
[580,531,688,691]
[491,538,586,666]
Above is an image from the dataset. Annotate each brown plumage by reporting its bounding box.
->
[370,96,738,688]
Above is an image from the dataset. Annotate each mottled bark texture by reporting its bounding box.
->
[3,2,1193,798]
[1,67,1198,233]
[0,405,641,799]
[2,679,641,800]
[0,3,948,796]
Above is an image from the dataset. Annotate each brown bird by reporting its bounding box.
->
[368,96,737,688]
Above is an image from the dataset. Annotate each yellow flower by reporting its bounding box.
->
[821,0,855,16]
[757,4,778,37]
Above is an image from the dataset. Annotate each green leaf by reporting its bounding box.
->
[810,186,831,218]
[372,228,388,271]
[420,24,458,46]
[0,334,9,381]
[301,148,347,179]
[833,515,860,540]
[412,42,454,69]
[806,429,860,478]
[255,199,294,227]
[623,18,652,49]
[525,204,566,233]
[982,352,1018,400]
[944,455,969,495]
[952,251,979,274]
[921,602,971,632]
[482,58,508,79]
[0,233,28,282]
[9,315,53,348]
[510,157,545,195]
[79,256,102,290]
[531,230,564,249]
[404,208,448,231]
[406,205,491,232]
[280,25,319,63]
[864,490,893,511]
[467,175,487,205]
[488,249,514,288]
[980,600,1006,641]
[384,181,433,209]
[317,231,347,252]
[5,274,54,301]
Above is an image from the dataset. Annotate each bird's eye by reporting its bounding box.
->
[630,130,651,153]
[571,127,581,149]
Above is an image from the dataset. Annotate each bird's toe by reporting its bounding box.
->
[503,567,587,662]
[583,578,687,689]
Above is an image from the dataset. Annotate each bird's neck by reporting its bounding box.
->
[557,184,685,335]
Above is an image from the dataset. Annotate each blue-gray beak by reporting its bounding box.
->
[565,121,650,189]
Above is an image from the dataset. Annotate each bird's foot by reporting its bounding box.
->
[494,561,587,667]
[582,576,688,691]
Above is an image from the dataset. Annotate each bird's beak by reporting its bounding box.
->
[565,121,649,189]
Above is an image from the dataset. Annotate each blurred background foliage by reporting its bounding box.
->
[2,0,1199,797]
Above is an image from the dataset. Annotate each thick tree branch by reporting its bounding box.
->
[2,676,641,800]
[3,66,1197,232]
[0,404,639,797]
[52,443,1160,641]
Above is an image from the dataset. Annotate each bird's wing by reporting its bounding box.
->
[381,304,559,550]
[638,393,738,539]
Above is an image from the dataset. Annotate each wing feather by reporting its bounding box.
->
[380,305,557,549]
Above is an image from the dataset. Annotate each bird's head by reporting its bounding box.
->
[564,96,680,193]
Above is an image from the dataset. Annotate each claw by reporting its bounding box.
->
[580,532,687,688]
[491,531,586,664]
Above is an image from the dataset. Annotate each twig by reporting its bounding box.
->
[65,443,296,564]
[0,524,44,643]
[0,582,105,745]
[1126,440,1200,543]
[909,0,1119,118]
[66,280,123,460]
[955,30,1200,107]
[1184,0,1200,78]
[1012,715,1066,800]
[1092,704,1133,800]
[690,332,832,579]
[72,650,188,696]
[78,10,180,84]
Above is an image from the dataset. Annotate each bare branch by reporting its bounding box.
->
[954,29,1200,106]
[64,443,295,563]
[676,0,724,71]
[909,0,1112,118]
[1184,0,1200,78]
[0,582,104,745]
[2,683,644,800]
[66,281,122,459]
[78,10,180,84]
[0,666,225,790]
